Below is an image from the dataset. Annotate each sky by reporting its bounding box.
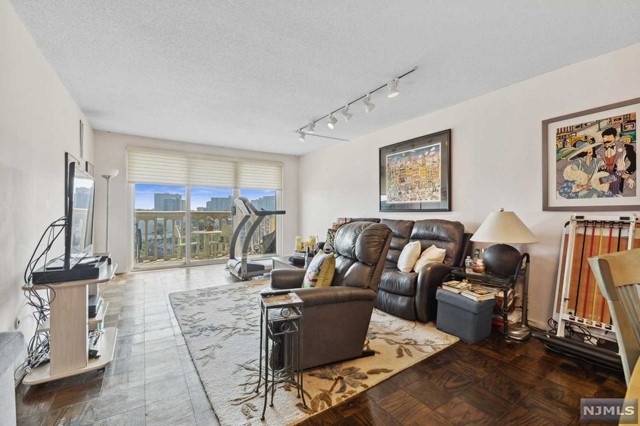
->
[135,184,272,210]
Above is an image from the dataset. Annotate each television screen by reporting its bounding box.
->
[65,162,95,269]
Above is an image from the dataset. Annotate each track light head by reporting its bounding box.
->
[297,131,306,142]
[340,105,353,122]
[306,122,316,134]
[387,79,400,98]
[363,94,375,113]
[327,114,337,129]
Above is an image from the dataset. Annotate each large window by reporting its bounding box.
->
[239,189,278,256]
[129,148,282,269]
[134,184,186,267]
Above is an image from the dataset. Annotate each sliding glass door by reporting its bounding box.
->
[189,187,233,264]
[134,184,187,268]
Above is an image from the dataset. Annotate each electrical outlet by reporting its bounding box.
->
[14,317,21,329]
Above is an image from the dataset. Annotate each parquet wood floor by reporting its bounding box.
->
[15,264,625,425]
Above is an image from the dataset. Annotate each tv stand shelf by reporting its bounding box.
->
[35,301,109,333]
[22,263,118,385]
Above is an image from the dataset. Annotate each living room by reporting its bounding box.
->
[2,1,640,425]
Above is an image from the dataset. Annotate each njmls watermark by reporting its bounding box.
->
[580,398,638,424]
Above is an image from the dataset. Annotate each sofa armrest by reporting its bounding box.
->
[415,263,454,322]
[294,286,376,307]
[270,268,307,289]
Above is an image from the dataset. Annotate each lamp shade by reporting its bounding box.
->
[102,169,120,179]
[471,209,537,244]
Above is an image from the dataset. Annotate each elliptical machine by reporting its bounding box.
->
[227,197,285,280]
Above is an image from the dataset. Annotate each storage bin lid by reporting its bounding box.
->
[436,288,494,313]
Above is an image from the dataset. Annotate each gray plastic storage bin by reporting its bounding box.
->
[436,289,494,343]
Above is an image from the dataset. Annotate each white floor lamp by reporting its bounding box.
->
[101,169,119,253]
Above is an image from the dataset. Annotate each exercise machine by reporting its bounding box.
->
[227,197,285,280]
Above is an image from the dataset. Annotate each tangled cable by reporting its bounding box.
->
[19,216,66,372]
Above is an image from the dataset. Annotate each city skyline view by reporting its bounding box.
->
[135,184,275,211]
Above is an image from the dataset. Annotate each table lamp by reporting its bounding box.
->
[471,208,538,340]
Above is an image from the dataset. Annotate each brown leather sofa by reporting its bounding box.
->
[269,221,392,369]
[333,218,471,322]
[375,219,472,322]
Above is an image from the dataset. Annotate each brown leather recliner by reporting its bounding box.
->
[375,219,471,322]
[269,222,391,369]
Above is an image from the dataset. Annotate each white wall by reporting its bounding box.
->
[0,0,94,333]
[93,131,299,272]
[299,43,640,327]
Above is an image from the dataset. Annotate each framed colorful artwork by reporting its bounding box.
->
[379,129,451,212]
[542,98,639,211]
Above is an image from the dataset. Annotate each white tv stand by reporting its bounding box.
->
[22,263,118,385]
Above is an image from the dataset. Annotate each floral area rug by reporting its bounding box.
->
[169,281,458,425]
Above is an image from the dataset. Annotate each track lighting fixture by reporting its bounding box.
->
[327,114,337,129]
[340,105,353,122]
[363,94,375,113]
[306,122,316,134]
[294,66,416,142]
[387,79,399,98]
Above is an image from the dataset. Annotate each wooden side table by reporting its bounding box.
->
[256,292,307,420]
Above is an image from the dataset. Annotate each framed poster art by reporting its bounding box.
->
[542,98,639,211]
[379,129,451,212]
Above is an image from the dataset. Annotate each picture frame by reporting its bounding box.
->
[379,129,451,212]
[542,98,639,211]
[85,160,94,177]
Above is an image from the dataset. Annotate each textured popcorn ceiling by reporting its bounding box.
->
[9,1,640,155]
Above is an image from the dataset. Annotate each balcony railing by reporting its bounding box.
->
[134,210,277,266]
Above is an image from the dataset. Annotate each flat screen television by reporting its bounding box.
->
[64,162,95,270]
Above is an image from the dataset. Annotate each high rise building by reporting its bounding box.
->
[205,196,232,211]
[154,193,183,211]
[252,195,276,211]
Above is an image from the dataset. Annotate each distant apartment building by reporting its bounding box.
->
[154,193,183,211]
[205,196,232,212]
[252,195,276,211]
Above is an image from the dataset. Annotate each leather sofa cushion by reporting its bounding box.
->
[378,270,418,296]
[380,219,414,264]
[335,223,390,267]
[375,291,416,321]
[333,222,391,288]
[410,219,464,266]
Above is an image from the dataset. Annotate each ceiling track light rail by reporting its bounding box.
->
[295,67,417,141]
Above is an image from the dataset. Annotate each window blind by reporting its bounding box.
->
[127,148,283,190]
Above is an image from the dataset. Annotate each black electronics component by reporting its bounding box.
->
[31,257,107,284]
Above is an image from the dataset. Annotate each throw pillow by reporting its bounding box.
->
[302,253,335,288]
[413,244,447,272]
[323,228,336,254]
[397,241,421,273]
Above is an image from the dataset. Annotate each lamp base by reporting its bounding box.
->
[483,244,522,277]
[507,323,531,341]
